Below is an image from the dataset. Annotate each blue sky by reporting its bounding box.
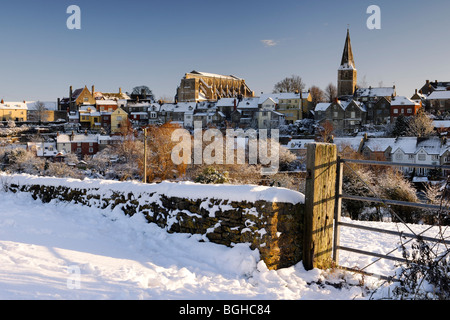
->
[0,0,449,102]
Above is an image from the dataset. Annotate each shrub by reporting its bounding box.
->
[194,167,229,184]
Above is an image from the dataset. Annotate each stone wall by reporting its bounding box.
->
[2,175,304,270]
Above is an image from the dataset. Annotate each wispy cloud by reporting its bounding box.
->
[261,39,278,47]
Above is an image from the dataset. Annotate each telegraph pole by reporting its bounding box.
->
[143,127,147,183]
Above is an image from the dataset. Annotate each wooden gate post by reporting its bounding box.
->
[303,143,337,271]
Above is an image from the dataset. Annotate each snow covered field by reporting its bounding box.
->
[0,189,447,300]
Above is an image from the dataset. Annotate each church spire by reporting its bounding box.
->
[337,28,357,97]
[340,29,355,69]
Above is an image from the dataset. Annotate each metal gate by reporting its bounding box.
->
[333,157,450,280]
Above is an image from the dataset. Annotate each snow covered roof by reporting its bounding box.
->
[160,102,196,112]
[216,98,237,107]
[237,98,259,109]
[427,90,450,100]
[391,137,418,154]
[363,138,396,152]
[257,92,304,105]
[0,102,28,110]
[391,96,419,106]
[339,100,365,111]
[95,100,118,105]
[356,87,396,98]
[79,105,97,112]
[314,103,330,112]
[416,137,442,155]
[189,70,243,81]
[57,134,99,144]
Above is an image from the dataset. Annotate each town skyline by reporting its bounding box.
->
[0,0,449,102]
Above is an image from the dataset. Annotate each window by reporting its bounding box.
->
[89,147,93,153]
[393,109,398,114]
[407,108,412,114]
[351,112,355,118]
[396,153,403,160]
[418,154,426,161]
[408,155,414,160]
[333,112,338,118]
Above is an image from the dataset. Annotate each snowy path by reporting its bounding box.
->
[0,190,447,300]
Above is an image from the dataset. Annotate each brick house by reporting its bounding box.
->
[390,96,422,122]
[56,133,100,158]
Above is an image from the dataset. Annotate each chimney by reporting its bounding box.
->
[119,88,122,94]
[233,98,237,111]
[92,85,95,96]
[70,86,73,101]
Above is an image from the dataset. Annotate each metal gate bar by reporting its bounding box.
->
[333,156,450,280]
[341,194,447,211]
[338,221,450,246]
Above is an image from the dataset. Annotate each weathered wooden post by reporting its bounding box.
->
[303,143,337,271]
[333,156,343,265]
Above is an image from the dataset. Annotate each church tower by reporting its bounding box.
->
[337,29,357,98]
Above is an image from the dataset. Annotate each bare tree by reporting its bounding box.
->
[309,86,326,105]
[273,75,306,93]
[407,109,435,138]
[33,101,49,124]
[324,83,338,102]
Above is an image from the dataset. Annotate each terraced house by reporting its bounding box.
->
[314,98,366,133]
[0,101,27,122]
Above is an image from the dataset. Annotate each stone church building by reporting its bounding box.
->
[337,29,357,99]
[176,70,255,102]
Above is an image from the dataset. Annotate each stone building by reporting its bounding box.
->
[337,29,357,98]
[314,98,366,133]
[176,70,254,102]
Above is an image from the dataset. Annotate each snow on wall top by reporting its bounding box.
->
[2,174,305,205]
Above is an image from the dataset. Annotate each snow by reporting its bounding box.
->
[391,96,419,106]
[427,90,450,100]
[2,173,305,205]
[363,138,396,152]
[355,87,396,98]
[0,187,449,300]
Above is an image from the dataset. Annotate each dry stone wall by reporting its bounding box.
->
[2,175,304,270]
